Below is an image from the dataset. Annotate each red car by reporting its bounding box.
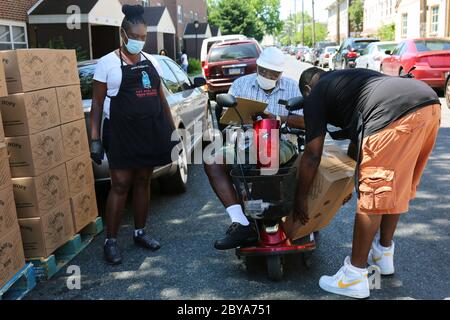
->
[381,38,450,88]
[203,39,262,100]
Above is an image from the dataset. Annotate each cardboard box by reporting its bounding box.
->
[0,225,26,289]
[0,144,12,191]
[6,126,65,177]
[66,153,95,197]
[12,164,69,219]
[61,119,89,161]
[283,145,356,240]
[0,88,60,136]
[1,49,51,94]
[70,186,98,233]
[56,85,85,124]
[19,201,74,259]
[220,97,268,125]
[0,57,7,98]
[50,50,80,88]
[0,185,18,239]
[0,112,5,143]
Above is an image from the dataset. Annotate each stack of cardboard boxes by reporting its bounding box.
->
[0,62,26,289]
[0,49,98,260]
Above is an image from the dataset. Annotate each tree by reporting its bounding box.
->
[207,0,283,41]
[348,0,364,36]
[377,23,396,41]
[278,12,326,47]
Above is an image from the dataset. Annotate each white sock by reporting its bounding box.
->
[377,239,392,251]
[226,204,249,226]
[348,261,367,273]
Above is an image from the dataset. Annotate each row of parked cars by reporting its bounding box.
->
[286,37,450,105]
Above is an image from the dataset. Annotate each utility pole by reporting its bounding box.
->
[294,0,297,44]
[312,0,316,47]
[302,0,305,46]
[336,0,340,44]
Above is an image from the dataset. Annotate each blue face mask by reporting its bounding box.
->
[123,30,145,55]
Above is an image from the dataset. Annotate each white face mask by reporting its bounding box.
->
[257,74,277,90]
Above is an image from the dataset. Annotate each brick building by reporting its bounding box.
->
[0,0,38,50]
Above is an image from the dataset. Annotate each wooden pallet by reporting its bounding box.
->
[29,217,104,281]
[0,263,36,300]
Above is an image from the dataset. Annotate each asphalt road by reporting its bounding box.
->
[27,55,450,300]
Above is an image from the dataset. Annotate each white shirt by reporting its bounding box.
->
[93,51,163,119]
[181,53,188,66]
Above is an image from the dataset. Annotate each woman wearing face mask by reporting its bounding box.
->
[90,4,178,265]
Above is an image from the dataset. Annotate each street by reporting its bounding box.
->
[27,55,450,300]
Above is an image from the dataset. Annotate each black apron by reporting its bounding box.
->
[107,49,177,170]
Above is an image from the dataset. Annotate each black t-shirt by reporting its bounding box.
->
[304,69,440,143]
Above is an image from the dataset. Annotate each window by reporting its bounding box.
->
[431,6,439,34]
[190,11,194,21]
[178,5,183,23]
[401,13,408,38]
[165,60,192,91]
[158,58,182,94]
[208,43,259,63]
[78,64,96,100]
[141,0,149,7]
[0,23,27,50]
[414,39,450,52]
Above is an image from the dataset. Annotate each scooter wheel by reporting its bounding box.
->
[266,256,283,281]
[302,252,313,269]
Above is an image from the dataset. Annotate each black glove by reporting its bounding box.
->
[90,139,104,165]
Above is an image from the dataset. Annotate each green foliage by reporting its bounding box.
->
[349,0,364,35]
[278,12,327,47]
[45,36,89,61]
[207,0,283,41]
[376,23,396,41]
[188,58,202,75]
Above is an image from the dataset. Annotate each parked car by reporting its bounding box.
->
[78,55,210,194]
[204,39,262,101]
[318,46,339,68]
[296,46,309,61]
[200,34,248,76]
[333,38,380,70]
[445,71,450,108]
[302,48,314,64]
[313,41,337,66]
[381,38,450,89]
[355,41,398,72]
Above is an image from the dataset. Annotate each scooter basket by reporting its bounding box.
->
[230,166,297,220]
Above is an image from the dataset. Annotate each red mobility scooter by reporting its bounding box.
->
[215,94,317,281]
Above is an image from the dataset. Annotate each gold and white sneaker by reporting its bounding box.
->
[368,237,395,275]
[319,256,370,299]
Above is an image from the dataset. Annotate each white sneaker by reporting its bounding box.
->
[368,238,395,275]
[319,256,370,299]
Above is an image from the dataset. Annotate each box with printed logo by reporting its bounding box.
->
[56,85,85,124]
[0,88,60,137]
[60,119,89,161]
[65,153,95,197]
[0,56,8,98]
[70,186,98,233]
[12,164,69,219]
[0,225,26,289]
[18,200,74,259]
[0,143,12,191]
[5,126,64,177]
[283,145,356,240]
[1,49,79,94]
[0,185,18,239]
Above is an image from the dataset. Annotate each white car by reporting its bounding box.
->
[355,41,398,72]
[318,46,339,68]
[303,49,314,64]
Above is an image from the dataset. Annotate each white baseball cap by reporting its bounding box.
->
[256,46,285,72]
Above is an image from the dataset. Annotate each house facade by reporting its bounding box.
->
[325,0,351,43]
[395,0,450,40]
[363,0,397,36]
[0,0,38,50]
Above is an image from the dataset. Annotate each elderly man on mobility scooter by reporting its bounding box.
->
[295,67,441,298]
[204,47,305,250]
